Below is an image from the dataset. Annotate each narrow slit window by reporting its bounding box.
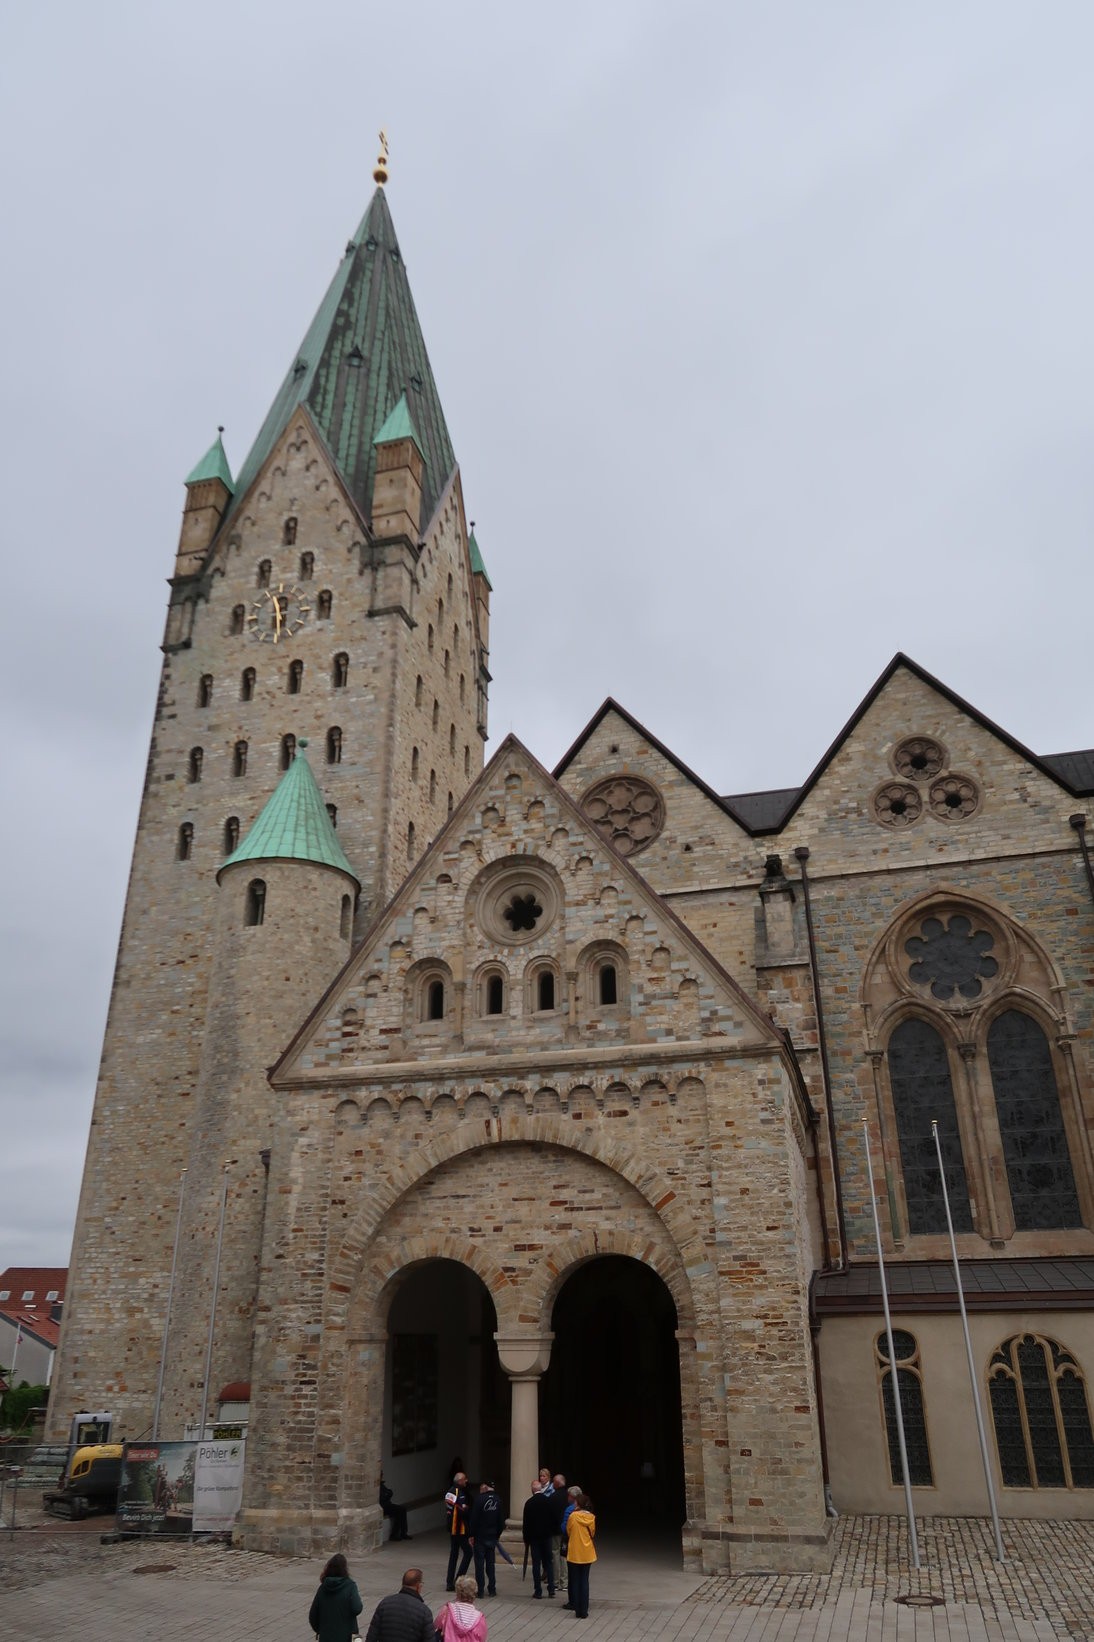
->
[340,895,352,940]
[537,971,556,1012]
[599,963,618,1006]
[299,550,314,581]
[283,517,297,545]
[231,604,246,635]
[317,589,333,620]
[188,747,203,784]
[332,652,349,688]
[241,667,256,702]
[224,816,240,855]
[326,726,342,765]
[407,821,415,861]
[177,822,194,861]
[426,979,445,1020]
[326,803,337,828]
[411,747,420,782]
[257,559,272,589]
[245,878,266,926]
[233,740,248,777]
[197,674,213,708]
[287,659,303,694]
[415,675,423,707]
[486,974,505,1015]
[280,733,296,770]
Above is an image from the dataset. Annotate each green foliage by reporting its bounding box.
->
[0,1381,48,1432]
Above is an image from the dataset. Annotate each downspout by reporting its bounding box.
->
[1070,814,1094,910]
[794,847,847,1262]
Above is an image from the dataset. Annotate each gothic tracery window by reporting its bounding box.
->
[988,1334,1094,1489]
[887,1018,972,1234]
[988,1012,1080,1230]
[876,1329,933,1487]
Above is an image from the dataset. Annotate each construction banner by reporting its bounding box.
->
[193,1438,246,1531]
[117,1442,196,1535]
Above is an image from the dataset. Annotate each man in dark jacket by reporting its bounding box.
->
[468,1479,504,1598]
[522,1479,557,1598]
[364,1570,434,1642]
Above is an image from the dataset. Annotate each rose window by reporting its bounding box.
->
[581,777,665,857]
[893,736,946,781]
[928,773,980,822]
[905,914,998,1001]
[873,782,922,829]
[503,892,543,933]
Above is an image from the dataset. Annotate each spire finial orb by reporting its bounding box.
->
[217,424,224,435]
[373,128,390,186]
[298,736,309,749]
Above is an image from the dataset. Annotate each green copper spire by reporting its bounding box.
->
[373,392,424,453]
[469,531,492,590]
[220,741,358,883]
[229,188,455,529]
[186,429,234,491]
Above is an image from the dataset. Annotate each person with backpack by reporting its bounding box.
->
[467,1479,503,1598]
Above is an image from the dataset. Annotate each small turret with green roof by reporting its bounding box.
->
[176,427,234,577]
[219,739,358,885]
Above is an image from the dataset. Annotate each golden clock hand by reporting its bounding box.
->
[273,594,283,637]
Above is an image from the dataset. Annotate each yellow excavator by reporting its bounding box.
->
[43,1443,124,1519]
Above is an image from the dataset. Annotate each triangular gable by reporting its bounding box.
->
[274,734,790,1084]
[757,652,1092,834]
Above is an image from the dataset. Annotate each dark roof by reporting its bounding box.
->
[813,1258,1094,1315]
[228,188,456,532]
[721,787,800,832]
[1040,750,1094,794]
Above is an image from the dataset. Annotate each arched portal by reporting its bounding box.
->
[540,1255,685,1527]
[381,1259,507,1528]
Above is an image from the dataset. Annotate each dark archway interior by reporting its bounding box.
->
[541,1255,685,1525]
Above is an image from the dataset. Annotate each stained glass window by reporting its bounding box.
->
[989,1334,1094,1489]
[987,1011,1080,1230]
[887,1018,972,1234]
[877,1330,933,1486]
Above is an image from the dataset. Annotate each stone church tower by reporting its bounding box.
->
[50,184,492,1439]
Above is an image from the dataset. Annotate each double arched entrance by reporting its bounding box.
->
[381,1252,686,1539]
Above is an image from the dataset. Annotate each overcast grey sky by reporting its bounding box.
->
[3,2,1093,1268]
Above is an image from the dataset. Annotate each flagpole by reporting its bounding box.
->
[863,1121,920,1568]
[10,1320,21,1382]
[931,1120,1005,1562]
[153,1170,187,1441]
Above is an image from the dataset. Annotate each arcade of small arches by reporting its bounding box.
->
[329,1070,707,1124]
[397,945,630,1029]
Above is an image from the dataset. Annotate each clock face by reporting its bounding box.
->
[248,583,311,643]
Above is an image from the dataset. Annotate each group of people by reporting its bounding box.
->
[308,1465,598,1642]
[445,1466,597,1618]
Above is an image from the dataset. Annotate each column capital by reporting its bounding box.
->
[495,1333,554,1377]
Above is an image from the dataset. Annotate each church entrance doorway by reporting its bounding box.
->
[540,1255,685,1531]
[381,1259,508,1520]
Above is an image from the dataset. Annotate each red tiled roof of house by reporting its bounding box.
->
[0,1268,67,1311]
[0,1308,61,1348]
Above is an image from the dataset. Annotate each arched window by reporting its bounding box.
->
[989,1334,1094,1488]
[188,747,203,784]
[326,803,337,828]
[537,970,556,1012]
[299,550,314,581]
[887,1018,972,1234]
[444,649,450,676]
[240,667,255,702]
[453,623,459,652]
[407,821,415,861]
[197,674,213,708]
[340,895,352,940]
[245,878,266,926]
[464,746,470,777]
[411,747,420,782]
[437,596,444,626]
[449,723,456,756]
[426,979,445,1021]
[427,623,434,653]
[230,604,246,635]
[283,517,297,545]
[280,733,296,770]
[287,658,303,694]
[177,822,193,861]
[987,1012,1080,1230]
[326,726,342,765]
[432,700,439,731]
[332,652,348,688]
[257,559,271,589]
[447,791,454,815]
[233,740,248,777]
[599,963,618,1006]
[429,769,436,802]
[485,973,505,1016]
[317,589,333,620]
[415,675,423,708]
[876,1329,933,1486]
[460,673,466,704]
[224,816,240,855]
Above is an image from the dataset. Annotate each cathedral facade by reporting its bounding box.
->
[49,183,1094,1571]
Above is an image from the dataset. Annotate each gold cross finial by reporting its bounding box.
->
[373,129,390,186]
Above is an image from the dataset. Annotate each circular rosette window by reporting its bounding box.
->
[872,782,922,829]
[474,859,561,946]
[928,772,981,822]
[892,735,947,781]
[580,776,665,857]
[905,912,999,1002]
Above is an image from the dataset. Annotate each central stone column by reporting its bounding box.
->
[495,1334,553,1521]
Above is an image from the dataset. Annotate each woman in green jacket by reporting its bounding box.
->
[309,1552,364,1642]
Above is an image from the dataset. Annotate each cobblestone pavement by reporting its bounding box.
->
[0,1514,1089,1641]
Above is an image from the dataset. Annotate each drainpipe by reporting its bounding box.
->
[1070,815,1094,911]
[794,847,847,1263]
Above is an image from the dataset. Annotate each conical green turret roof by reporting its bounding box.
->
[469,530,492,590]
[219,742,358,883]
[186,430,234,490]
[374,392,424,453]
[229,189,455,530]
